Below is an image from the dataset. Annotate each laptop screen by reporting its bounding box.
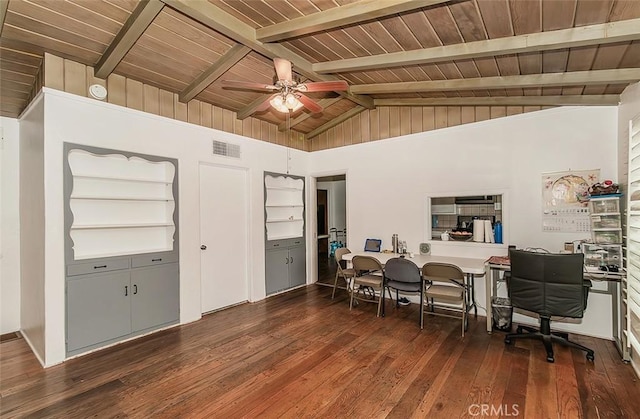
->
[364,238,382,252]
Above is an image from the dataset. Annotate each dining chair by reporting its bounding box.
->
[383,257,424,327]
[421,262,467,337]
[332,247,355,299]
[350,255,385,317]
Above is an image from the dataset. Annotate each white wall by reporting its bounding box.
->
[310,106,619,339]
[8,89,623,364]
[39,88,309,366]
[19,96,46,363]
[0,117,21,334]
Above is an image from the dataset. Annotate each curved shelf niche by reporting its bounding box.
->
[265,174,304,241]
[68,149,176,260]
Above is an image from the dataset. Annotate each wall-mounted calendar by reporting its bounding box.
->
[541,169,599,233]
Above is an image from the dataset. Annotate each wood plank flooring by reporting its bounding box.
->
[2,284,639,418]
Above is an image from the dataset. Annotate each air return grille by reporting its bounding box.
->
[212,140,241,158]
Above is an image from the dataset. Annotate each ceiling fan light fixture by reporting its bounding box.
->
[270,93,303,113]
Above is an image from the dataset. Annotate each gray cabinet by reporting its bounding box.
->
[131,263,180,332]
[265,242,306,295]
[264,171,306,295]
[288,244,306,287]
[67,271,131,352]
[265,248,291,295]
[64,144,180,357]
[66,258,179,355]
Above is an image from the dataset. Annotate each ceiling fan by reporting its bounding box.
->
[221,58,349,114]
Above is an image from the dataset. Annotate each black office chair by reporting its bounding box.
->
[383,257,424,327]
[504,249,594,363]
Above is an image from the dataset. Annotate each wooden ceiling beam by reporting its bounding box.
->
[0,0,9,37]
[277,97,342,131]
[350,69,640,94]
[236,94,273,120]
[306,106,366,139]
[179,44,250,103]
[374,95,620,107]
[94,0,164,79]
[256,0,451,43]
[313,18,640,73]
[161,0,373,110]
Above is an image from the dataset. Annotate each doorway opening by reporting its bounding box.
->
[315,174,346,287]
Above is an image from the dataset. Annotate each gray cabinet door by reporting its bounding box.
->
[67,271,131,352]
[266,248,290,295]
[131,263,180,332]
[289,245,306,287]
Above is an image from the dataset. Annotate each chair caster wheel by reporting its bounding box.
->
[504,337,511,345]
[586,353,595,362]
[546,355,555,363]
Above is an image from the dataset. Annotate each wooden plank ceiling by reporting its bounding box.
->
[1,0,640,137]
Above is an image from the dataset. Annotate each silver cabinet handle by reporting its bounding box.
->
[200,245,207,250]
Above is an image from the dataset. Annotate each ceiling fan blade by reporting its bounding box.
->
[221,80,278,92]
[255,94,278,113]
[273,57,293,82]
[297,94,323,113]
[297,80,349,92]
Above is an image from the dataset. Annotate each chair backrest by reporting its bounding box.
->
[422,262,464,285]
[334,247,351,262]
[352,255,384,274]
[385,257,421,284]
[508,249,585,318]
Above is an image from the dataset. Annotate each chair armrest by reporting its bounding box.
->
[582,279,592,309]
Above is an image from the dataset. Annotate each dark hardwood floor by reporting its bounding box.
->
[2,278,639,418]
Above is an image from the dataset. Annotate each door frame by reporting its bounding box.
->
[309,170,348,284]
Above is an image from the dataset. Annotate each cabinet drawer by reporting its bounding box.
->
[289,238,304,247]
[67,258,130,276]
[266,239,289,250]
[131,252,178,268]
[266,238,305,250]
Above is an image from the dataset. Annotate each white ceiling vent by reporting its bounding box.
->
[212,140,241,158]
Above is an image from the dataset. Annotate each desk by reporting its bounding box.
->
[485,259,625,339]
[342,251,486,316]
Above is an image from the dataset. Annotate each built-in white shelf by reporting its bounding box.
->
[76,248,173,261]
[71,223,174,230]
[70,195,174,201]
[266,186,304,191]
[68,149,176,260]
[268,234,305,241]
[73,174,172,184]
[265,174,304,241]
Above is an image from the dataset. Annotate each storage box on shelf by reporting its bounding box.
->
[64,144,180,357]
[582,243,623,269]
[589,196,623,245]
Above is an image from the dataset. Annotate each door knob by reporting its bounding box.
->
[200,245,207,250]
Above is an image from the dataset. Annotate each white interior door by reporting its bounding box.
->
[199,164,249,313]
